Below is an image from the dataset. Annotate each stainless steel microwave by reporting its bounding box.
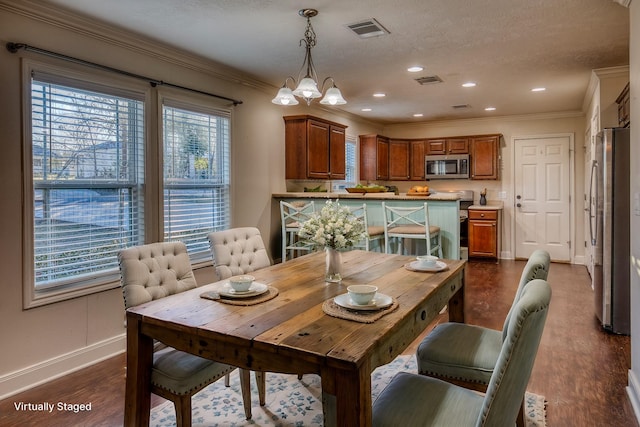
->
[425,154,470,179]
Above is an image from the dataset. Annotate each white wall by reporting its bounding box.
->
[0,3,381,397]
[626,2,640,422]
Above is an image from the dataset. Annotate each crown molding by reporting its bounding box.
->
[0,0,275,94]
[384,110,585,131]
[613,0,632,8]
[582,65,629,112]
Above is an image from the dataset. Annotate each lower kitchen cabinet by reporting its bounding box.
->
[468,208,500,259]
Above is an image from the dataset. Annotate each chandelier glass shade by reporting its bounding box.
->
[272,9,346,106]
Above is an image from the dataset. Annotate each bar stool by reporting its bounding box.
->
[280,200,315,262]
[382,202,442,257]
[348,204,385,251]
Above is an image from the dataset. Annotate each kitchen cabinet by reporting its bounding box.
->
[468,208,500,258]
[284,115,347,179]
[389,139,410,180]
[470,135,500,180]
[360,133,501,181]
[359,134,389,180]
[425,138,469,155]
[616,82,630,127]
[410,139,426,180]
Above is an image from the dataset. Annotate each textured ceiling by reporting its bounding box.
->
[38,0,629,124]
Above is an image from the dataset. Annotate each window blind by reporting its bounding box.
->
[31,79,145,288]
[345,138,357,183]
[162,104,230,260]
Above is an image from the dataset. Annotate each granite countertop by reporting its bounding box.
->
[469,201,504,210]
[273,192,461,201]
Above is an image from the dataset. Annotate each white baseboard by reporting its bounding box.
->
[573,255,585,265]
[0,333,125,400]
[628,369,640,424]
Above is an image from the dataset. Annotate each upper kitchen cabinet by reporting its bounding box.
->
[409,139,426,180]
[284,115,347,180]
[359,134,389,181]
[616,82,630,127]
[425,137,469,155]
[389,139,410,180]
[470,135,501,180]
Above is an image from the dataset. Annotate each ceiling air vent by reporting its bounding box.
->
[347,18,390,38]
[415,75,443,85]
[452,104,471,109]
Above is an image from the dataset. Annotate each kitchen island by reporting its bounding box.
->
[273,192,461,259]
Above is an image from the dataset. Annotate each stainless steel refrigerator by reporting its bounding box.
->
[589,127,630,335]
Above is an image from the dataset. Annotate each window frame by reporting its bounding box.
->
[21,59,152,308]
[158,90,232,266]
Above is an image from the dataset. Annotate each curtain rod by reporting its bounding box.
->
[6,42,243,106]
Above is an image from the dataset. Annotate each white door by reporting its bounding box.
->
[514,135,571,261]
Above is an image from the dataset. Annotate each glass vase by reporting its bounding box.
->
[325,247,343,283]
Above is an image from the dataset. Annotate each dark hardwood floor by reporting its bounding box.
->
[0,259,636,426]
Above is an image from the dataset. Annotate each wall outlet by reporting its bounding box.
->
[498,191,507,199]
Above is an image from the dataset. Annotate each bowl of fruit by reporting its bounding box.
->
[407,185,430,196]
[346,184,387,193]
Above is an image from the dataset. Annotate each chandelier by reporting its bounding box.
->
[271,9,347,106]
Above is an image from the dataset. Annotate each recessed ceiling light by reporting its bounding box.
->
[462,82,476,88]
[373,93,386,97]
[407,66,424,72]
[531,87,546,92]
[485,107,496,111]
[413,113,424,117]
[361,108,372,112]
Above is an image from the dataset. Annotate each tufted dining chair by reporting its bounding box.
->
[415,249,551,426]
[118,241,255,425]
[373,279,552,427]
[207,227,272,280]
[208,227,270,404]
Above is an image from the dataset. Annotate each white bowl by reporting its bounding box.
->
[417,255,438,268]
[347,284,378,305]
[228,275,254,292]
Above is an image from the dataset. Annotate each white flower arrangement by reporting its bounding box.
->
[298,200,367,250]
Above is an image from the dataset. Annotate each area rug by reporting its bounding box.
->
[150,355,546,426]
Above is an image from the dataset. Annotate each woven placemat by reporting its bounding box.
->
[200,286,279,306]
[322,298,399,323]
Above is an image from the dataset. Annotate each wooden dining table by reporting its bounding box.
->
[124,250,466,427]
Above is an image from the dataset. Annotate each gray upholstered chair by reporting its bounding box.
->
[373,279,552,427]
[382,202,442,257]
[415,249,550,426]
[118,241,255,425]
[207,227,272,280]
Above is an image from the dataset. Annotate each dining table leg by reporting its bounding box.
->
[321,361,372,427]
[124,314,154,426]
[447,273,465,323]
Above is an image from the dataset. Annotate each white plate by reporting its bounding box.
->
[218,282,268,298]
[334,293,393,311]
[407,260,448,272]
